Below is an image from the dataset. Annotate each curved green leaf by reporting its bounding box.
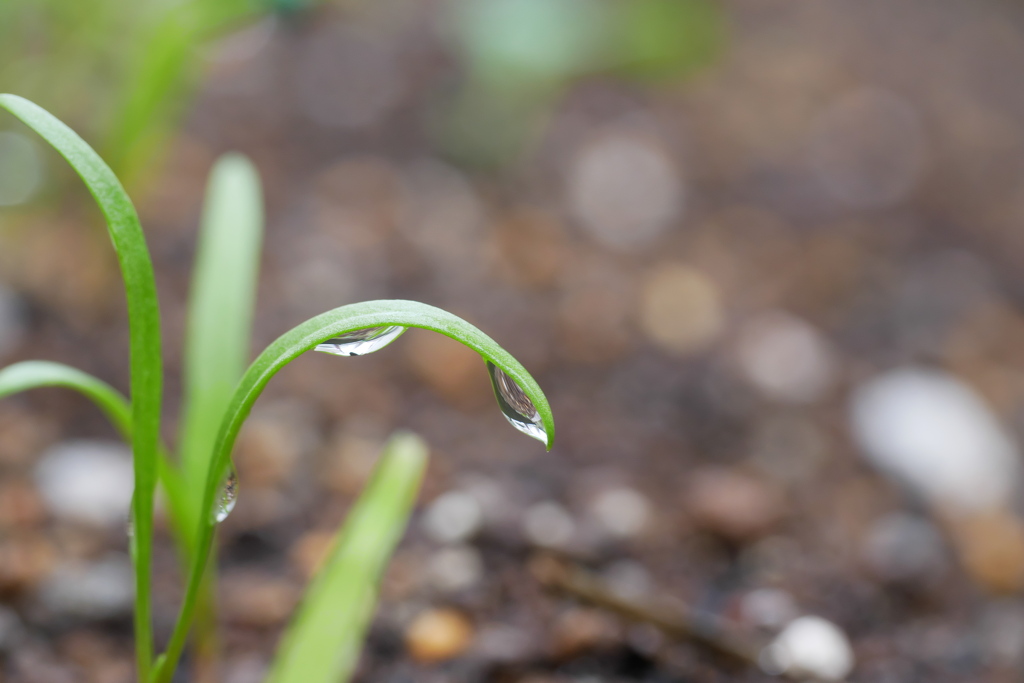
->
[267,431,428,683]
[0,361,132,435]
[155,299,554,682]
[0,94,163,680]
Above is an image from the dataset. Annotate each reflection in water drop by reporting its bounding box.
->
[214,465,239,523]
[487,362,546,443]
[315,326,406,357]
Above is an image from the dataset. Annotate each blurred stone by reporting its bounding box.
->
[588,487,651,539]
[639,264,723,356]
[422,491,484,544]
[224,655,269,683]
[739,588,798,629]
[761,615,854,680]
[979,600,1024,668]
[861,512,948,585]
[601,559,652,600]
[222,573,299,627]
[0,606,23,653]
[0,282,26,358]
[428,545,483,592]
[567,131,684,251]
[523,501,576,548]
[289,530,335,580]
[10,644,77,683]
[808,87,927,209]
[549,608,619,660]
[685,468,787,541]
[40,554,134,619]
[475,624,537,663]
[947,510,1024,594]
[405,608,474,663]
[0,536,55,592]
[736,311,836,404]
[34,440,134,527]
[849,367,1021,512]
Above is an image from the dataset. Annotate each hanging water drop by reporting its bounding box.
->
[487,361,547,444]
[213,464,239,523]
[314,325,407,356]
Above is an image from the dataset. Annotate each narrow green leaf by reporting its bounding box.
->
[0,94,163,681]
[179,153,264,540]
[155,300,554,683]
[103,0,260,183]
[267,431,428,683]
[0,361,132,435]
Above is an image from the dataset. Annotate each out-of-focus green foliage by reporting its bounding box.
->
[0,0,287,187]
[614,0,725,81]
[440,0,726,166]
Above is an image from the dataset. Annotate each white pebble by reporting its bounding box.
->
[428,545,483,592]
[601,559,652,600]
[740,588,799,629]
[34,440,134,526]
[850,368,1021,512]
[422,491,483,544]
[40,554,134,618]
[567,132,683,251]
[589,487,651,538]
[736,311,836,403]
[523,501,575,548]
[761,615,854,680]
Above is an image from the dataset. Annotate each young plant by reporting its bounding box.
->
[0,94,555,683]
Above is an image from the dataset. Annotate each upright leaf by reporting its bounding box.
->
[0,94,163,681]
[267,431,428,683]
[179,153,264,540]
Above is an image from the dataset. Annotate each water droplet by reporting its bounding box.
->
[314,326,406,357]
[213,465,238,523]
[487,362,546,444]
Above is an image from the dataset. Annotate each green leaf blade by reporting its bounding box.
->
[179,152,264,534]
[0,361,133,438]
[267,431,429,683]
[156,299,554,683]
[0,94,163,681]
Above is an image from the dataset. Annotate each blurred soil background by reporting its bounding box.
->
[4,0,1024,681]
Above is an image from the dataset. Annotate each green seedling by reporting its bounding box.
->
[0,94,554,683]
